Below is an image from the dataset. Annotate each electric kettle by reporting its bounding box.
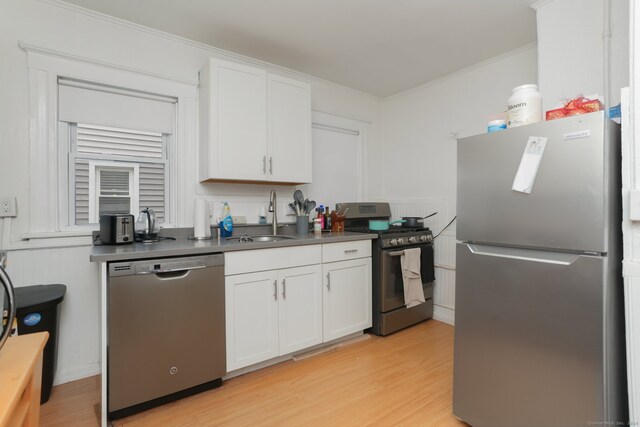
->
[135,207,159,243]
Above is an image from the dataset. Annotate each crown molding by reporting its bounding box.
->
[384,42,538,101]
[19,41,198,88]
[37,0,381,101]
[530,0,555,11]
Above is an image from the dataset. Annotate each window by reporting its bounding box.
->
[87,161,139,223]
[58,78,176,227]
[70,123,167,225]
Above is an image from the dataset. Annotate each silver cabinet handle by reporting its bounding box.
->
[282,278,286,299]
[273,280,277,300]
[344,249,358,254]
[326,273,330,291]
[263,156,267,174]
[269,157,273,174]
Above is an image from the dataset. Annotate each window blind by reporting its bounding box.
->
[58,78,176,134]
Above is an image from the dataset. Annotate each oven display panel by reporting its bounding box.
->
[358,205,377,214]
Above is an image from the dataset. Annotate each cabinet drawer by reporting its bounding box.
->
[225,245,322,276]
[322,240,371,263]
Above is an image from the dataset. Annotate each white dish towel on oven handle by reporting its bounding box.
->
[401,248,425,308]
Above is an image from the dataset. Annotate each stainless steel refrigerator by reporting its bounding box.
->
[453,111,627,427]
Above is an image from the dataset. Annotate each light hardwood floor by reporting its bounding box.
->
[40,320,468,426]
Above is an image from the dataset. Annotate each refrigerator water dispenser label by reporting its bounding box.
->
[512,136,548,194]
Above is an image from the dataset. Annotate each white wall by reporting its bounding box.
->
[0,0,383,384]
[534,0,629,111]
[623,0,638,422]
[376,45,538,323]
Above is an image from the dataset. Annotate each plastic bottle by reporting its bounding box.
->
[258,206,267,225]
[219,202,233,237]
[487,119,507,133]
[507,84,542,128]
[316,206,324,229]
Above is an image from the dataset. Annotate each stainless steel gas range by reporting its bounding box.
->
[337,202,434,336]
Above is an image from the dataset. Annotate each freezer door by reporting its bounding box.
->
[457,112,617,253]
[453,242,617,427]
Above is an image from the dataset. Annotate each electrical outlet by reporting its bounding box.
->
[0,197,17,217]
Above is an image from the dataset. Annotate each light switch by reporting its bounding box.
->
[630,190,640,221]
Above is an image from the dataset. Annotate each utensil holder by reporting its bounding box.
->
[296,215,310,235]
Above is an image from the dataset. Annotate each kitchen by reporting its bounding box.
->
[0,0,636,426]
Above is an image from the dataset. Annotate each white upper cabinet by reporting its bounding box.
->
[268,74,312,183]
[199,59,267,182]
[199,58,312,184]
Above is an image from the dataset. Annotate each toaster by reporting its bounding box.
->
[99,214,135,244]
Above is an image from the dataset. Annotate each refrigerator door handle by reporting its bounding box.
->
[466,243,579,265]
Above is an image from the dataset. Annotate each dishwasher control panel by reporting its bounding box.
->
[136,259,206,274]
[108,254,224,278]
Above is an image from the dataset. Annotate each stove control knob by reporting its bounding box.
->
[408,236,418,244]
[397,238,405,245]
[389,239,398,246]
[419,235,428,242]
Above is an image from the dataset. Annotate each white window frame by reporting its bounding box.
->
[21,44,196,242]
[88,161,140,223]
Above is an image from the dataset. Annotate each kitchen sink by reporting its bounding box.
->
[226,234,297,243]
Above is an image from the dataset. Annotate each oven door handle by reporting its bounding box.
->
[388,251,405,257]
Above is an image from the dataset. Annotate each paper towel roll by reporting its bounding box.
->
[193,198,210,238]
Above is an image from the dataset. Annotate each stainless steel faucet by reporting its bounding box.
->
[268,189,277,235]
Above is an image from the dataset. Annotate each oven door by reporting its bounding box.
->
[379,244,434,313]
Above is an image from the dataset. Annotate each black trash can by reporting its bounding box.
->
[13,284,66,404]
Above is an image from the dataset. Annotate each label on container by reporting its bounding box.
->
[23,313,42,327]
[508,96,542,128]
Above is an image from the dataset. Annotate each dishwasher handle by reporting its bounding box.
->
[136,264,207,278]
[153,270,193,280]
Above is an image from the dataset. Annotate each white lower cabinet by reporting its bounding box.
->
[225,241,372,372]
[323,258,372,342]
[226,264,322,371]
[278,265,323,355]
[225,270,279,371]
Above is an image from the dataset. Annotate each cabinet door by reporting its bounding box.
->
[278,265,323,355]
[322,258,372,342]
[210,59,267,181]
[267,74,312,183]
[225,270,279,371]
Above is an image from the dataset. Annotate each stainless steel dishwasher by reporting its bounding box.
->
[107,254,225,419]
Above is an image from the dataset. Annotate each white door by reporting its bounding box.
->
[213,59,267,181]
[225,270,279,371]
[278,264,323,355]
[322,258,372,342]
[267,74,311,183]
[305,124,361,210]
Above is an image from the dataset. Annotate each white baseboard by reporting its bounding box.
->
[433,304,455,325]
[53,362,101,386]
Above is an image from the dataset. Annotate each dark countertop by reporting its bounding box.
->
[90,226,376,262]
